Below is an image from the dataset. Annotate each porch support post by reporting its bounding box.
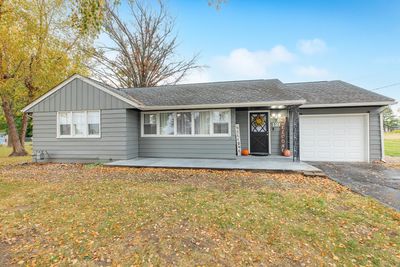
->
[291,105,300,162]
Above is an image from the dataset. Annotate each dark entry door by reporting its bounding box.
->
[249,112,269,155]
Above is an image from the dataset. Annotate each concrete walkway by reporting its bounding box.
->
[310,162,400,211]
[106,156,321,173]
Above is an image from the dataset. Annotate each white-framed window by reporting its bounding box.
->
[160,112,174,135]
[177,112,192,135]
[143,113,158,135]
[141,109,231,137]
[212,110,230,135]
[58,112,72,136]
[194,111,210,135]
[57,111,101,138]
[87,111,100,136]
[72,111,86,136]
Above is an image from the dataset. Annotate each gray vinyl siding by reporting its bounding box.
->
[369,109,383,161]
[270,110,289,155]
[27,78,134,112]
[126,109,139,159]
[139,109,236,159]
[32,109,138,163]
[235,110,249,150]
[299,106,384,161]
[29,75,385,163]
[235,109,288,155]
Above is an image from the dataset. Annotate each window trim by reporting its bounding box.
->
[56,110,101,138]
[193,110,211,136]
[143,113,159,136]
[176,111,193,136]
[141,109,231,137]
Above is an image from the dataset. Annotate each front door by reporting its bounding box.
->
[249,112,269,155]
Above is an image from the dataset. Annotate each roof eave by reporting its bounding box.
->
[139,100,307,111]
[300,101,397,109]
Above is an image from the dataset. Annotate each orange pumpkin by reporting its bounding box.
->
[282,149,291,157]
[241,149,250,156]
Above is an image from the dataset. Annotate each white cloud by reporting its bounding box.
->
[294,65,330,79]
[178,42,331,84]
[297,38,327,55]
[214,46,294,78]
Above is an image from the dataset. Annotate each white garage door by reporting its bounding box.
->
[300,114,368,162]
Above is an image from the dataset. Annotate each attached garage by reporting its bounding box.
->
[300,114,369,162]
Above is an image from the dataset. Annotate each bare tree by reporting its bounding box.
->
[89,1,200,88]
[208,0,228,10]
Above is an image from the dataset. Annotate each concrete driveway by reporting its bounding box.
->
[310,162,400,211]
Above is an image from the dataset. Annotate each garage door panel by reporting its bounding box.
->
[300,114,367,162]
[334,129,346,135]
[349,128,363,135]
[316,152,331,160]
[302,141,315,147]
[316,141,330,147]
[302,129,314,135]
[316,130,330,136]
[334,140,346,147]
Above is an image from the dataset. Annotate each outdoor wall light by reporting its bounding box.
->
[271,105,285,109]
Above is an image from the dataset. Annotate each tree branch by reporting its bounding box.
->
[89,0,201,88]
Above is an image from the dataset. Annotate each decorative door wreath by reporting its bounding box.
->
[254,115,265,126]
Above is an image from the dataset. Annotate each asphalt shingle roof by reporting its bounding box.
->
[284,80,395,105]
[120,79,304,107]
[92,77,394,108]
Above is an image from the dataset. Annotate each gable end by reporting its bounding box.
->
[23,75,140,112]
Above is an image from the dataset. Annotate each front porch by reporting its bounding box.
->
[235,105,300,161]
[105,156,320,173]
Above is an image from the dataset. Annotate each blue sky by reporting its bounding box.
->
[115,0,400,112]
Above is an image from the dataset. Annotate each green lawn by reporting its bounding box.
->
[385,132,400,157]
[0,155,399,265]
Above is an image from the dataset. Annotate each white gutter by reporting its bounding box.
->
[300,101,397,108]
[138,100,307,111]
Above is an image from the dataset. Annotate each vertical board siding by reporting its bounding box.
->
[28,78,133,112]
[299,106,383,161]
[32,109,140,163]
[138,109,236,159]
[235,109,288,155]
